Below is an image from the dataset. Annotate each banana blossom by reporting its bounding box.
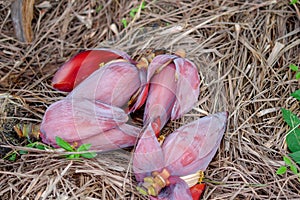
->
[40,98,140,151]
[134,54,200,136]
[41,59,142,150]
[133,112,228,199]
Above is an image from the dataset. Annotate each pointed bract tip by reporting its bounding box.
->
[52,49,131,92]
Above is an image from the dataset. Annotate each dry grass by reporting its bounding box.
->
[1,0,300,199]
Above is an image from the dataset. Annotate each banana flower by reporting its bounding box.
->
[68,59,141,108]
[40,98,140,151]
[135,54,200,136]
[133,112,228,199]
[52,48,134,92]
[41,58,142,150]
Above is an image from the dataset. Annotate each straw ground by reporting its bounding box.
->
[0,0,299,199]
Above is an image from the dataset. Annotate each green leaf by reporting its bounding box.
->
[289,64,299,71]
[26,142,48,150]
[19,150,28,155]
[291,90,300,101]
[129,1,146,18]
[281,108,300,129]
[95,5,103,13]
[296,72,300,80]
[35,144,47,150]
[276,166,287,175]
[282,109,300,152]
[73,153,81,159]
[81,152,97,159]
[67,153,81,159]
[130,8,138,18]
[290,0,298,5]
[283,156,293,166]
[55,136,74,152]
[66,154,76,159]
[26,142,36,148]
[281,108,300,152]
[286,128,300,152]
[140,1,146,9]
[289,151,300,164]
[286,129,300,152]
[77,144,92,152]
[8,153,17,161]
[290,164,298,174]
[77,144,96,159]
[121,18,128,28]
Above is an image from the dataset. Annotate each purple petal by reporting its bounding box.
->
[147,54,177,82]
[162,112,228,176]
[168,177,193,200]
[78,123,140,151]
[40,98,128,146]
[171,58,200,120]
[144,63,177,130]
[69,61,141,107]
[133,124,164,181]
[152,177,192,200]
[129,67,149,112]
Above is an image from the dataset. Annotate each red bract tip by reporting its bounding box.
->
[52,49,133,92]
[190,183,206,200]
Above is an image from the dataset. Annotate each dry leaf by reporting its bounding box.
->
[11,0,35,42]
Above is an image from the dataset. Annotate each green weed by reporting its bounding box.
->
[290,0,299,5]
[121,1,146,28]
[277,90,300,181]
[289,64,300,80]
[55,136,97,159]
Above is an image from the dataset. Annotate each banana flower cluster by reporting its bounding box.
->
[40,48,227,199]
[41,49,142,150]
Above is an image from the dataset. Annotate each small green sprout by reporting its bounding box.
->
[8,153,17,161]
[276,156,300,181]
[129,1,146,18]
[290,0,298,5]
[291,90,300,101]
[289,64,298,71]
[55,136,97,159]
[121,18,128,28]
[5,142,49,161]
[95,5,103,13]
[5,136,96,161]
[289,64,300,80]
[121,1,146,28]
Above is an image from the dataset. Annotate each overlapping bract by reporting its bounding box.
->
[41,51,142,151]
[133,112,228,199]
[134,54,200,136]
[41,48,226,199]
[52,48,134,92]
[40,98,140,151]
[68,59,141,107]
